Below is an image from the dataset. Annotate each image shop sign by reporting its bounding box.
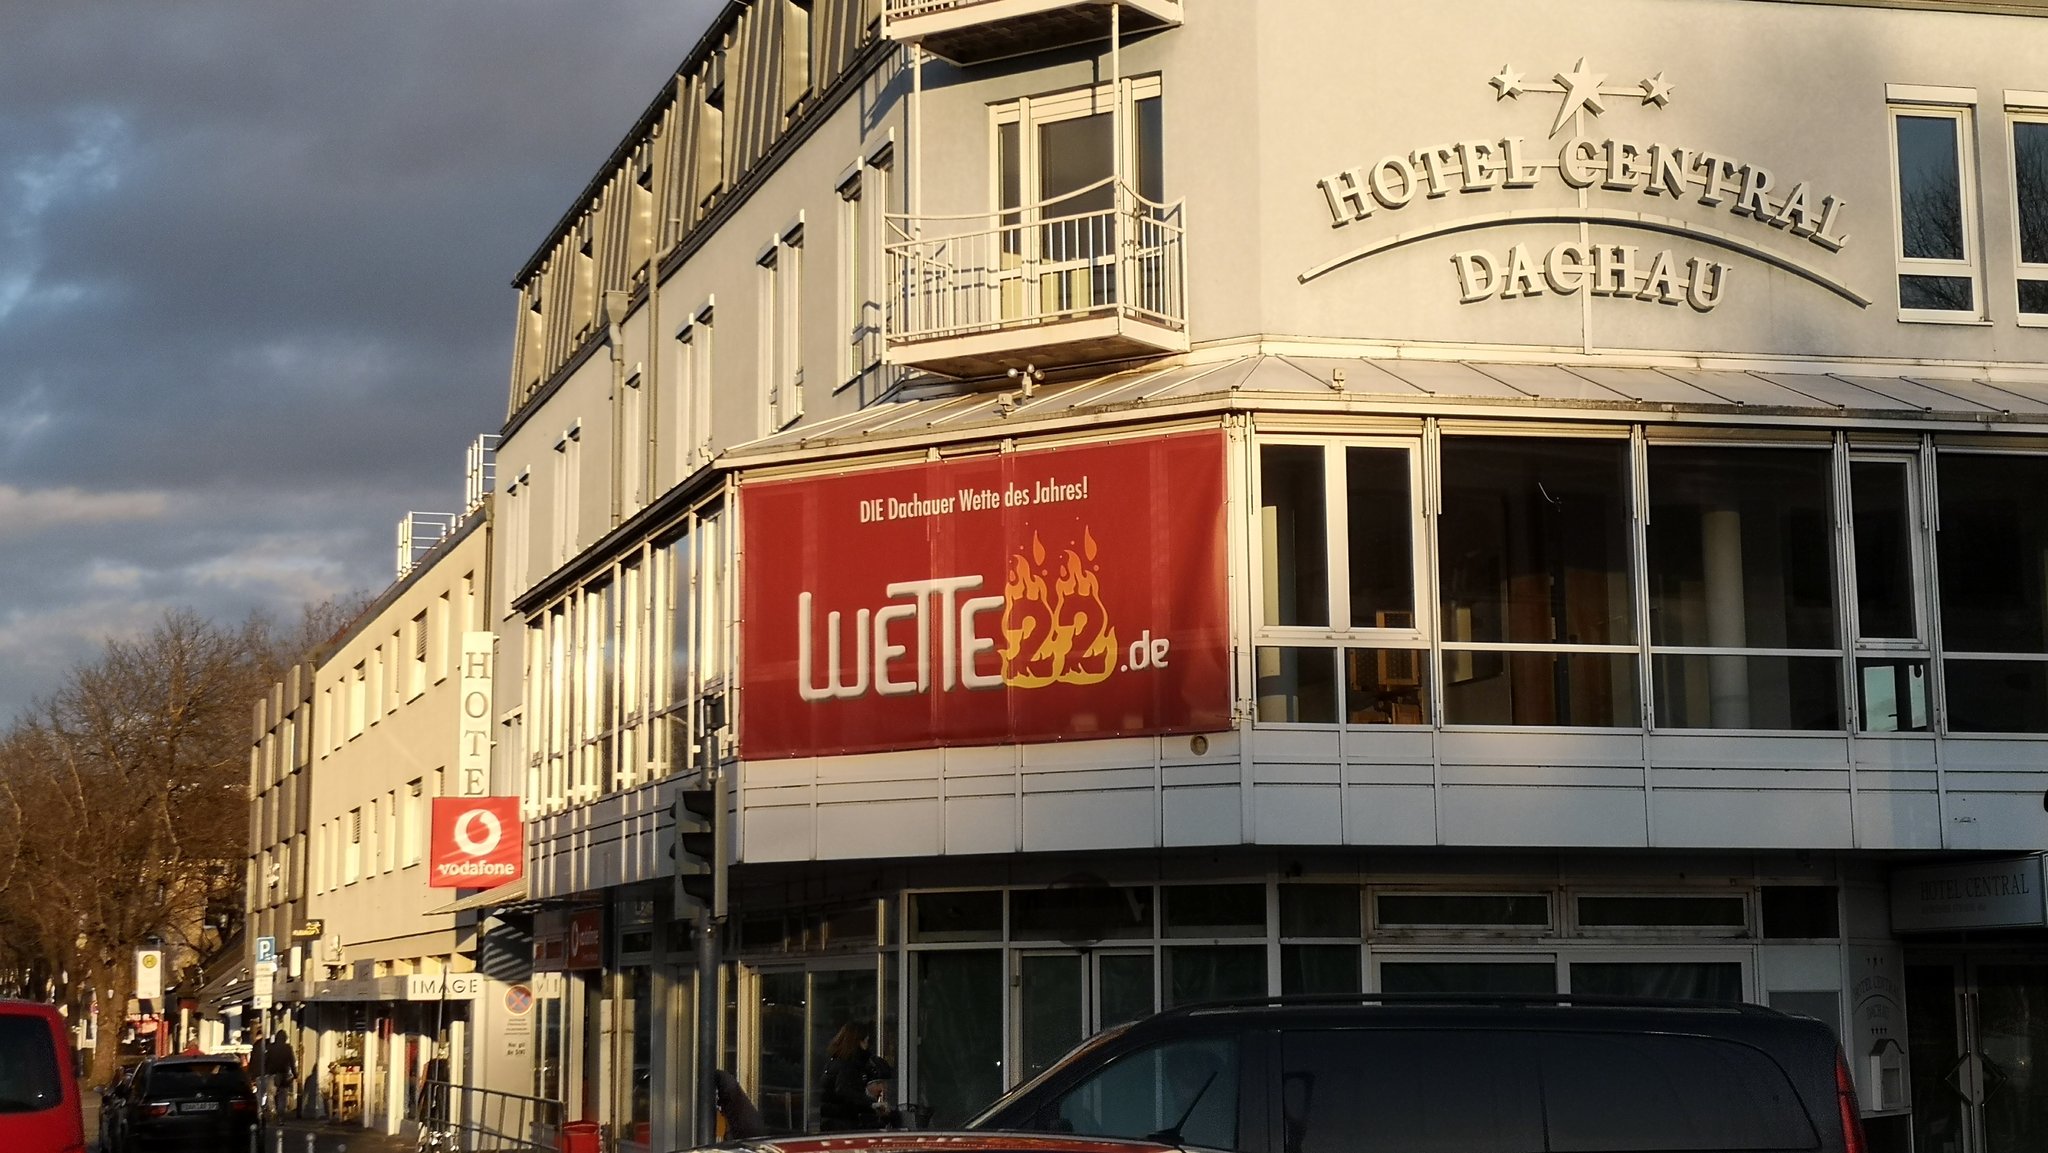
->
[1304,59,1865,310]
[741,430,1230,760]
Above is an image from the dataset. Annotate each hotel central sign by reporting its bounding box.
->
[1304,60,1865,311]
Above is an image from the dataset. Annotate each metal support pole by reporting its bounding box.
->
[694,909,718,1147]
[911,43,924,234]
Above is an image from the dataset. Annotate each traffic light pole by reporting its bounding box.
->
[689,700,729,1149]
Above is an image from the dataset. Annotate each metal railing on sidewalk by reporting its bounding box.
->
[409,1079,564,1152]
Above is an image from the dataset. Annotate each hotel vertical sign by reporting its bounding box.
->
[741,430,1231,760]
[457,631,493,797]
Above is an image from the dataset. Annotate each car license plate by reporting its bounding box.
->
[179,1101,219,1113]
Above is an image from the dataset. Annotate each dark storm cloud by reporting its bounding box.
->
[0,0,714,717]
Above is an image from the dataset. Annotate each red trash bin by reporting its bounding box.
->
[559,1120,601,1153]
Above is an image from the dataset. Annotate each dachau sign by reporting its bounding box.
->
[740,430,1231,760]
[1304,59,1867,310]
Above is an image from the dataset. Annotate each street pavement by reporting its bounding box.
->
[85,1091,418,1153]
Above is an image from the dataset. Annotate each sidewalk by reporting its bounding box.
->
[269,1119,417,1153]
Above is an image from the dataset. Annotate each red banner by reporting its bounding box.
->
[428,797,523,889]
[741,429,1231,760]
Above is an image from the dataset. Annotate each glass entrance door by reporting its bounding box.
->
[1014,950,1156,1084]
[1908,958,2048,1153]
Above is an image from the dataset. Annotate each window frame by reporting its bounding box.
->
[2006,95,2048,325]
[1887,96,1984,323]
[1251,436,1432,729]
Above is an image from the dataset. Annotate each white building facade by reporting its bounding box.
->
[493,4,2048,1152]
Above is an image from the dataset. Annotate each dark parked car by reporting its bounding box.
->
[972,995,1869,1153]
[0,998,85,1153]
[114,1055,260,1152]
[701,1133,1183,1153]
[98,1063,137,1152]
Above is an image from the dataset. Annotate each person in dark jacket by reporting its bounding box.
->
[817,1022,887,1132]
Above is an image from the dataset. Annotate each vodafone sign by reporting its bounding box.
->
[742,430,1230,760]
[429,797,523,889]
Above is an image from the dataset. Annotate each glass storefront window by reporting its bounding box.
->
[1346,447,1416,626]
[1939,453,2048,731]
[1376,893,1551,929]
[1438,437,1636,727]
[805,967,880,1132]
[916,950,1004,1127]
[1570,961,1742,1001]
[1260,446,1329,627]
[910,891,1002,942]
[1344,647,1429,725]
[1163,945,1266,1007]
[1647,446,1840,730]
[1279,885,1361,938]
[1162,885,1265,938]
[755,971,807,1133]
[1282,945,1360,995]
[1577,894,1747,930]
[1379,961,1557,995]
[1011,886,1152,943]
[1255,647,1336,724]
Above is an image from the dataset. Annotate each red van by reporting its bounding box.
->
[0,999,86,1153]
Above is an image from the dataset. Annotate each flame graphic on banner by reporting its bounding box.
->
[1000,527,1119,688]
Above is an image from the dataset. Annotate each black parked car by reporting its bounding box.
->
[113,1055,261,1153]
[972,995,1868,1153]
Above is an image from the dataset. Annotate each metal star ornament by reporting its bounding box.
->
[1639,71,1675,108]
[1489,65,1525,101]
[1550,57,1608,136]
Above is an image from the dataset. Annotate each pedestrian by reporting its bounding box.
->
[265,1030,299,1119]
[817,1022,887,1133]
[713,1069,768,1140]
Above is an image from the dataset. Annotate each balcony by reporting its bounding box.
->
[886,179,1189,380]
[883,0,1183,66]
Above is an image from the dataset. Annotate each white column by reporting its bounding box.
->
[1703,508,1750,727]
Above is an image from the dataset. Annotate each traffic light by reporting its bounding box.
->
[669,785,723,917]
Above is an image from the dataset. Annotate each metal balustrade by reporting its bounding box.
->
[885,178,1187,377]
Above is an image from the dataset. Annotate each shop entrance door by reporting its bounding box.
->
[1907,957,2048,1153]
[1014,949,1154,1084]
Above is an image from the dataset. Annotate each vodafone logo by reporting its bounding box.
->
[452,808,503,857]
[429,796,522,889]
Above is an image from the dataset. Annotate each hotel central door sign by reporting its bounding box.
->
[1303,60,1867,311]
[740,430,1231,761]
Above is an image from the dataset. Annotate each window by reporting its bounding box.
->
[1280,885,1361,995]
[1889,98,1981,318]
[552,423,582,566]
[348,663,366,738]
[1438,436,1638,726]
[403,779,423,867]
[409,610,428,699]
[1647,446,1841,730]
[780,0,813,117]
[675,303,714,475]
[1256,442,1430,726]
[760,226,804,432]
[839,150,893,392]
[620,371,647,513]
[1850,456,1931,732]
[1937,452,2048,731]
[994,78,1164,322]
[2011,102,2048,320]
[346,808,362,883]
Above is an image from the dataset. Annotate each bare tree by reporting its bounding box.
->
[0,610,300,1084]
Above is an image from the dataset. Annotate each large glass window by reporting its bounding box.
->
[1851,457,1931,733]
[1647,446,1841,730]
[916,950,1004,1126]
[1257,442,1428,726]
[1891,104,1981,317]
[1938,453,2048,731]
[1437,437,1638,726]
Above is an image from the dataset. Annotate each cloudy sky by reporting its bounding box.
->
[0,1,716,718]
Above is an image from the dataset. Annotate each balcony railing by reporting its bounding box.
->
[883,0,1183,66]
[886,178,1188,379]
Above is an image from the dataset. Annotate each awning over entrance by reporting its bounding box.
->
[425,877,530,917]
[725,349,2048,466]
